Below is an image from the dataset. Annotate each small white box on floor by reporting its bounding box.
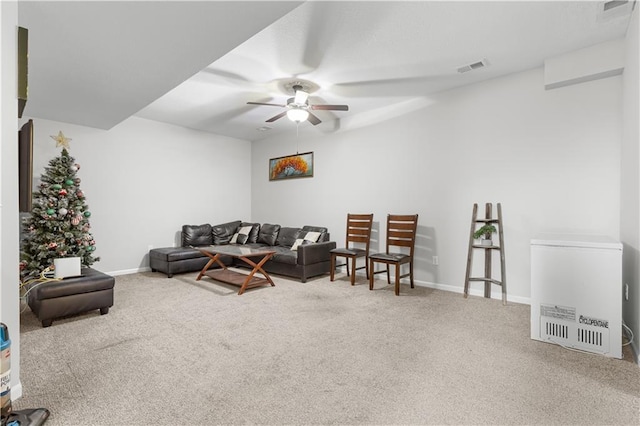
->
[530,234,622,359]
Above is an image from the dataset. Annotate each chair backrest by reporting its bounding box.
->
[345,213,374,252]
[386,214,419,256]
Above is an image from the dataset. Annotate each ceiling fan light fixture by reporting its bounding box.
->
[287,108,309,123]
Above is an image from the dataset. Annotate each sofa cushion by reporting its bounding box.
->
[276,227,301,248]
[258,223,281,246]
[291,231,322,251]
[212,220,241,245]
[240,222,261,243]
[230,225,254,245]
[271,246,297,265]
[182,224,212,247]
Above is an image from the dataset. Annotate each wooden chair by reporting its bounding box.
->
[330,214,374,285]
[369,214,419,296]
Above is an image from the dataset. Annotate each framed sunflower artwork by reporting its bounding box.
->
[269,152,314,181]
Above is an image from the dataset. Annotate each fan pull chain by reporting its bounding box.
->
[296,123,300,154]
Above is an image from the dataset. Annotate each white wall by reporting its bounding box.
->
[1,0,22,399]
[27,116,252,275]
[252,66,622,303]
[620,5,640,362]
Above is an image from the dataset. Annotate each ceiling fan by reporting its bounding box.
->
[247,83,349,126]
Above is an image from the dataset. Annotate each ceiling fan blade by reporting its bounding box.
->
[307,112,321,126]
[266,111,288,123]
[247,101,286,107]
[310,104,349,111]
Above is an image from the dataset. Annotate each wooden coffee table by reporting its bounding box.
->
[196,245,276,295]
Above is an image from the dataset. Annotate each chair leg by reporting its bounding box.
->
[395,263,401,295]
[350,257,356,286]
[410,261,414,288]
[346,258,350,277]
[330,254,336,282]
[369,259,375,290]
[386,265,391,284]
[365,256,369,279]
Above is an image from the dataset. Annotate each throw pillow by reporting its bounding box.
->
[230,226,253,245]
[212,220,242,245]
[291,231,322,251]
[276,227,301,248]
[258,223,281,246]
[240,222,261,243]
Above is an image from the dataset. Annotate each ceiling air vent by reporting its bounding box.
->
[597,1,634,22]
[604,0,628,12]
[457,58,490,74]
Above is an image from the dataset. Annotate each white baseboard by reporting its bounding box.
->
[10,382,22,401]
[118,266,531,304]
[106,266,151,276]
[633,342,640,365]
[414,279,531,305]
[625,329,640,365]
[341,266,531,305]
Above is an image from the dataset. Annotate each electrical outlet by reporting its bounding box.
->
[432,256,439,266]
[625,283,629,301]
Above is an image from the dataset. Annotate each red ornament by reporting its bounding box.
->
[59,189,68,196]
[48,242,57,249]
[71,216,80,226]
[76,190,84,198]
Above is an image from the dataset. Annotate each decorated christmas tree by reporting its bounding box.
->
[20,131,100,280]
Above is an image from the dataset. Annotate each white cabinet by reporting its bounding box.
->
[530,234,622,358]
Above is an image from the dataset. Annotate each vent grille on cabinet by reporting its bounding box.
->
[546,321,569,340]
[576,325,608,353]
[542,318,571,344]
[539,316,610,355]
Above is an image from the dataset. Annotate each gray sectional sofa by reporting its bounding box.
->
[149,220,336,282]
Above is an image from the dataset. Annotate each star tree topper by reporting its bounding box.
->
[50,131,71,149]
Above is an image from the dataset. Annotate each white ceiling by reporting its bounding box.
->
[19,1,634,142]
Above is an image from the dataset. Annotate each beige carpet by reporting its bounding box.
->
[14,270,640,425]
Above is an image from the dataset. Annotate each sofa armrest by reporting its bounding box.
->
[297,241,336,265]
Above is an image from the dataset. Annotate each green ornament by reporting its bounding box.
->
[64,179,74,186]
[52,184,62,190]
[46,208,55,215]
[83,211,91,217]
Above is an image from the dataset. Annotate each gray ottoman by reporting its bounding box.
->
[27,268,115,327]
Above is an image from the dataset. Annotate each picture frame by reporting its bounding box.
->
[269,151,314,181]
